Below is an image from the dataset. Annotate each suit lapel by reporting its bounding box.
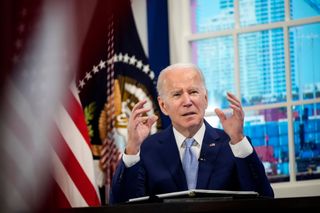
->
[156,122,226,190]
[158,127,188,190]
[196,121,222,189]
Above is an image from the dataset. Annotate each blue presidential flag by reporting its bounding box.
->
[76,0,162,204]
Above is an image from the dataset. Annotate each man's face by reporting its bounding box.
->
[158,67,208,134]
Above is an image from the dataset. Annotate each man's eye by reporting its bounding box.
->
[173,93,180,97]
[191,90,198,94]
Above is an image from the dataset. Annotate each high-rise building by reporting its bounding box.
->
[191,0,299,107]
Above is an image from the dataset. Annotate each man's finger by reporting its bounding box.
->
[147,115,158,127]
[137,116,149,123]
[226,92,239,101]
[227,94,241,106]
[132,99,147,112]
[133,108,151,120]
[215,108,226,121]
[229,104,244,119]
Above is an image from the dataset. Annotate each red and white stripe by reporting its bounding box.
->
[53,82,100,207]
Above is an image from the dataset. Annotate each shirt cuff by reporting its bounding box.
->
[122,151,140,167]
[229,136,253,158]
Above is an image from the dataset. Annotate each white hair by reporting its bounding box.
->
[156,63,207,97]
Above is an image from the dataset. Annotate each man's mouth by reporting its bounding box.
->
[182,112,196,116]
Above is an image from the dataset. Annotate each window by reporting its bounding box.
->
[169,0,320,186]
[191,36,235,109]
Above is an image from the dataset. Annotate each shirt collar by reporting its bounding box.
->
[173,122,206,148]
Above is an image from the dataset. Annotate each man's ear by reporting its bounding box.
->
[158,96,168,116]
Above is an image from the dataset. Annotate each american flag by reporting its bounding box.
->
[52,82,100,207]
[0,0,100,210]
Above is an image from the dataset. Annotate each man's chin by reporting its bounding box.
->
[183,119,202,128]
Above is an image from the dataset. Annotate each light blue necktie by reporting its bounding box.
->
[182,138,198,189]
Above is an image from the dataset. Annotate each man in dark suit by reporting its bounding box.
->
[109,63,274,204]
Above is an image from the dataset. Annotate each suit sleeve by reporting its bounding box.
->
[234,149,274,198]
[109,159,146,204]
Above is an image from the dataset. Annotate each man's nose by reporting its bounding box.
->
[182,93,192,106]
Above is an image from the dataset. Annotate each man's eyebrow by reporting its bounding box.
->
[169,89,182,93]
[190,86,199,89]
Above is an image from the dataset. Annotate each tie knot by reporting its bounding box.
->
[184,138,195,148]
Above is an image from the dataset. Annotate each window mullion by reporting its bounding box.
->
[284,21,296,181]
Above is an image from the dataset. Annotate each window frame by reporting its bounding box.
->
[168,0,320,197]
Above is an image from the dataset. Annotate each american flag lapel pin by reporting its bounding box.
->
[209,143,215,147]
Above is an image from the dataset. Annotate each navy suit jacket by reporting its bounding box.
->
[110,120,274,204]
